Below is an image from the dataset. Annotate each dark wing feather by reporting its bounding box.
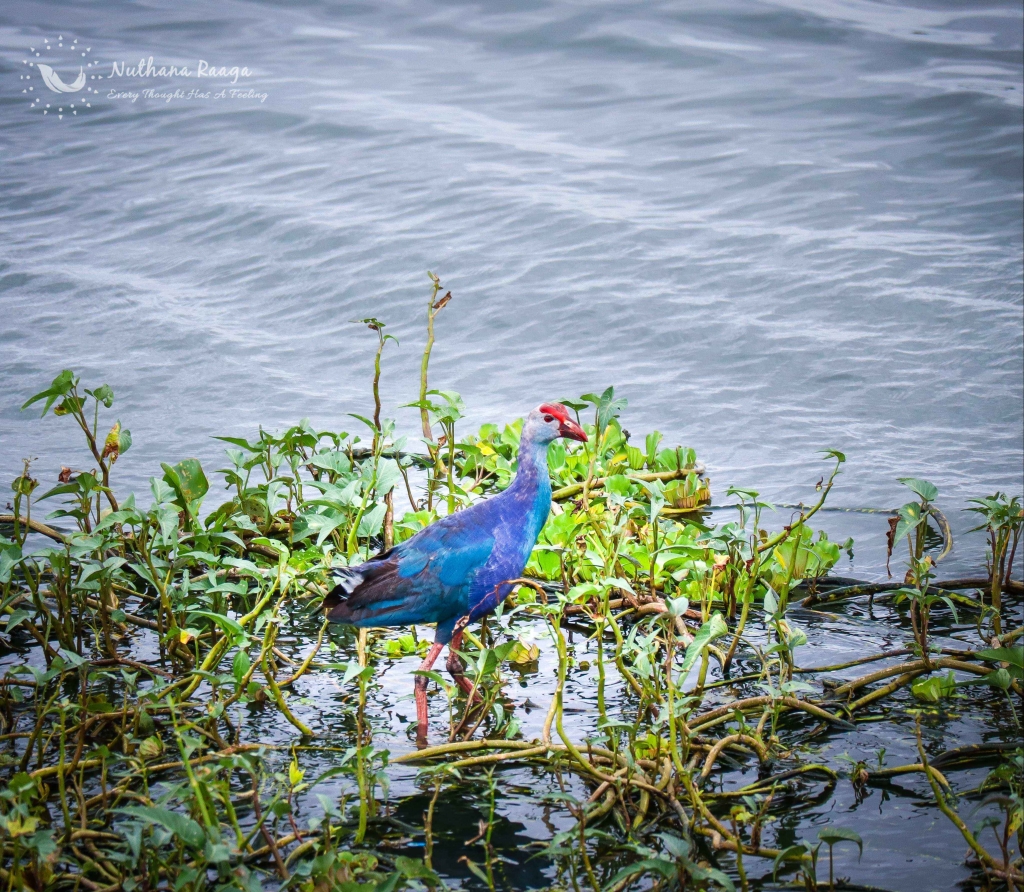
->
[323,510,497,628]
[323,551,401,623]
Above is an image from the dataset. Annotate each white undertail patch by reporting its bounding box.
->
[330,567,364,594]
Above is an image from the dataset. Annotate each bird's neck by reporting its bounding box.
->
[507,431,553,550]
[512,434,552,499]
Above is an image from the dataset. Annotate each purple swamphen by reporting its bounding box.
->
[324,402,587,742]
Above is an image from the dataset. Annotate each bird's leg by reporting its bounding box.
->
[415,640,445,747]
[446,617,482,703]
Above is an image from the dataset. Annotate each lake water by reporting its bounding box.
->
[2,0,1021,556]
[0,1,1022,889]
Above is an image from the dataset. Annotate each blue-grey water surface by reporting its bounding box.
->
[0,1,1022,889]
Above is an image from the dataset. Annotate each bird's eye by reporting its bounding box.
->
[543,414,554,423]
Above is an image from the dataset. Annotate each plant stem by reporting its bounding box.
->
[419,274,442,442]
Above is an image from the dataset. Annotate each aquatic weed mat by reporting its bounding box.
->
[1,301,1020,892]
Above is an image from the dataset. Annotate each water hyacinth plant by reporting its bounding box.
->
[0,275,1019,891]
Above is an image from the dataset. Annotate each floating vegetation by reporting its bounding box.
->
[1,275,1021,891]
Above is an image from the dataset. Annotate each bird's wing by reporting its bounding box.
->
[324,510,496,626]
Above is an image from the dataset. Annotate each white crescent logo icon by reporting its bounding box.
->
[36,62,86,93]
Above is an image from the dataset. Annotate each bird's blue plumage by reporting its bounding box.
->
[325,413,561,643]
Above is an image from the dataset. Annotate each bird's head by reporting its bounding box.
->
[526,402,588,444]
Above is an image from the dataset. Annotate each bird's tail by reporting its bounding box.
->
[322,566,365,623]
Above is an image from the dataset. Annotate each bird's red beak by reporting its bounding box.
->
[558,418,588,443]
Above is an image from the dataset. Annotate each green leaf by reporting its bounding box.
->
[161,459,209,508]
[357,503,388,538]
[911,671,957,703]
[957,668,1012,691]
[645,431,663,465]
[36,482,81,501]
[786,621,808,648]
[898,477,938,503]
[818,826,863,858]
[251,537,288,559]
[232,650,251,685]
[893,502,924,545]
[89,384,114,407]
[665,596,689,618]
[306,765,354,793]
[478,642,510,677]
[150,477,176,505]
[606,858,677,888]
[93,509,143,533]
[5,609,31,631]
[309,450,351,475]
[603,474,633,498]
[688,863,735,892]
[411,669,448,689]
[117,806,205,849]
[626,445,646,470]
[213,435,261,451]
[28,828,58,857]
[976,646,1024,670]
[581,386,627,434]
[374,459,402,497]
[55,649,87,669]
[186,610,247,646]
[21,370,76,416]
[301,509,347,548]
[342,662,374,685]
[657,832,690,860]
[394,856,439,880]
[773,844,812,878]
[679,613,728,677]
[373,872,403,892]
